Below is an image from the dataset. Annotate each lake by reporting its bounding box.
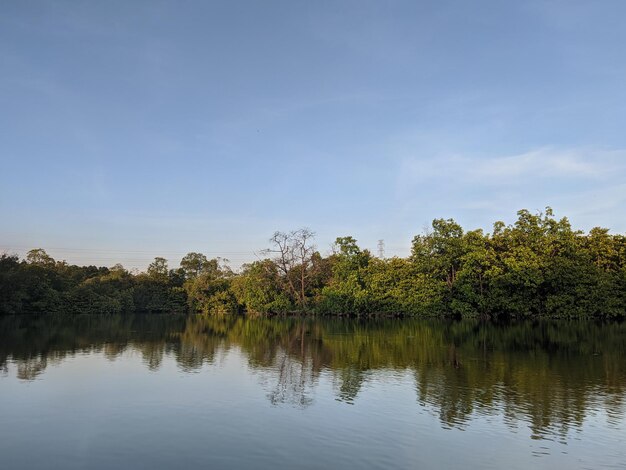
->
[1,315,625,469]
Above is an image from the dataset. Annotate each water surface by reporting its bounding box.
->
[1,315,625,469]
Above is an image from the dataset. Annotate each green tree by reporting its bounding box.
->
[26,248,55,267]
[231,260,292,314]
[183,258,236,314]
[180,252,210,279]
[147,257,169,282]
[316,237,372,315]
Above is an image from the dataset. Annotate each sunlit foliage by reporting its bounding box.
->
[1,208,625,318]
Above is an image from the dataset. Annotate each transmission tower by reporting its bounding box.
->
[377,239,385,259]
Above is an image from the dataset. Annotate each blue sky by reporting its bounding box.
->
[2,0,626,269]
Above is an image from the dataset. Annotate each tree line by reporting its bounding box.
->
[1,208,625,318]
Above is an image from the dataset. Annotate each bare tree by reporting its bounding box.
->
[263,228,316,309]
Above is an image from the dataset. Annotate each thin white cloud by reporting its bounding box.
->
[399,147,626,188]
[393,147,626,233]
[479,147,625,181]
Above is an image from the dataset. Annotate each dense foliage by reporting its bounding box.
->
[1,209,625,318]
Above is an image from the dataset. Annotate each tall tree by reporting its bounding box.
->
[147,257,169,282]
[264,228,316,309]
[26,249,55,267]
[180,252,210,280]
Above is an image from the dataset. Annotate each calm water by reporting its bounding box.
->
[1,315,625,469]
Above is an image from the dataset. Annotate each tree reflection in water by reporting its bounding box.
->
[1,314,625,438]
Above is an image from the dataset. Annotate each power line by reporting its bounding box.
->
[0,245,255,255]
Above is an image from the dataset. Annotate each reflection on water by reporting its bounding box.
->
[2,314,625,440]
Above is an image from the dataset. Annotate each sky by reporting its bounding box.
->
[2,0,626,270]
